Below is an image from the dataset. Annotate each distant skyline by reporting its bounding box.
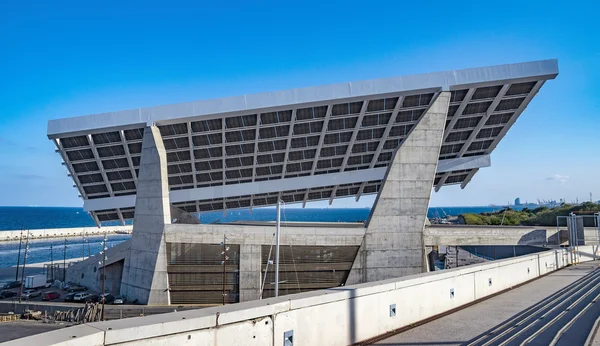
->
[1,0,599,208]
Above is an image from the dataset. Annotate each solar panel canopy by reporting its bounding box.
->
[47,60,558,224]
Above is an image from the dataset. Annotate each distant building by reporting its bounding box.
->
[515,198,522,206]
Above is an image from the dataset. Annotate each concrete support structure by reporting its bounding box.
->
[238,244,262,301]
[120,126,171,305]
[347,92,450,284]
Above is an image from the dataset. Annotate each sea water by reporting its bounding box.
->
[0,205,511,268]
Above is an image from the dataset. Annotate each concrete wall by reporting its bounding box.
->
[10,245,598,346]
[164,223,365,246]
[0,226,132,242]
[165,223,365,302]
[66,240,131,293]
[424,225,600,246]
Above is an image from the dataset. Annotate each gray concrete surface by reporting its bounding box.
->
[66,240,130,294]
[374,261,600,345]
[0,320,69,343]
[348,92,449,284]
[121,126,171,305]
[425,225,600,247]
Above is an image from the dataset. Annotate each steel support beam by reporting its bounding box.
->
[119,130,138,184]
[250,113,262,212]
[435,88,475,192]
[222,119,226,216]
[83,154,489,212]
[330,101,369,204]
[303,105,332,207]
[456,84,510,158]
[187,123,197,188]
[87,134,114,197]
[54,138,86,199]
[484,81,545,154]
[116,208,125,226]
[460,168,479,189]
[442,89,476,142]
[186,123,201,214]
[280,109,297,178]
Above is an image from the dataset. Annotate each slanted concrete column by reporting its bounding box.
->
[120,126,171,305]
[239,244,262,302]
[347,92,450,284]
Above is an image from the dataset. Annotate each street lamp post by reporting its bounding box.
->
[100,230,108,320]
[274,199,281,297]
[221,235,229,305]
[19,231,30,303]
[15,227,23,282]
[50,243,54,281]
[63,238,67,282]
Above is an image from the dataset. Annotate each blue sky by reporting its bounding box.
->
[0,0,598,208]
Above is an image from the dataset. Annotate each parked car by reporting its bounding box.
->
[21,289,42,299]
[73,292,95,302]
[68,285,87,293]
[64,293,76,302]
[42,291,61,301]
[2,281,22,289]
[112,296,125,305]
[0,291,18,299]
[62,282,74,291]
[100,293,114,304]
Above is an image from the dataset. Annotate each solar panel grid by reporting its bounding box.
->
[53,73,551,222]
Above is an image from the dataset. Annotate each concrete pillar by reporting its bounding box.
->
[120,126,172,305]
[238,244,262,302]
[347,92,450,284]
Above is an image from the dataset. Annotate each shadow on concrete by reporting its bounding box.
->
[325,286,358,344]
[575,252,599,262]
[546,229,568,246]
[458,245,547,261]
[516,229,547,246]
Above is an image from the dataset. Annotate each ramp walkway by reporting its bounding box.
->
[375,261,600,346]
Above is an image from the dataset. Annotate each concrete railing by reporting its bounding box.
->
[0,226,133,242]
[4,245,599,346]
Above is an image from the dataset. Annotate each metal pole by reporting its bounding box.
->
[63,238,67,282]
[596,213,600,260]
[50,243,54,281]
[574,214,580,263]
[274,199,281,297]
[82,232,85,260]
[222,234,226,305]
[569,213,576,264]
[101,230,107,320]
[572,214,576,263]
[19,231,30,303]
[15,228,23,282]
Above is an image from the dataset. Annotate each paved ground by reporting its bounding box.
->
[375,261,600,346]
[0,320,69,343]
